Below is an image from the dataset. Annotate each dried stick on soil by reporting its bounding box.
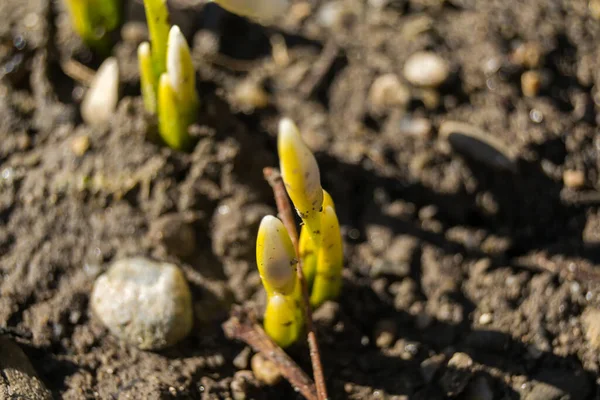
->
[222,307,317,400]
[263,167,329,400]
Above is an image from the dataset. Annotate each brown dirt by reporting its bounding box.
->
[2,0,600,398]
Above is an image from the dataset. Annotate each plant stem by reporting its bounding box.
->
[222,307,317,400]
[263,167,329,400]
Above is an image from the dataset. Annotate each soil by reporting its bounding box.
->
[2,0,600,398]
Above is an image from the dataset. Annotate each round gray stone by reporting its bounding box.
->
[91,257,193,350]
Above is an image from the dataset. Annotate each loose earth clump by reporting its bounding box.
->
[1,0,600,399]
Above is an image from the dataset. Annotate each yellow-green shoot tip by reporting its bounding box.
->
[264,293,301,348]
[278,118,323,246]
[256,215,297,296]
[138,42,157,114]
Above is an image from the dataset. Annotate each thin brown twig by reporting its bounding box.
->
[222,307,317,400]
[263,167,329,400]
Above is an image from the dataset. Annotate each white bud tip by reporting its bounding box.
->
[81,57,119,127]
[278,117,299,139]
[167,25,189,88]
[258,216,295,291]
[138,41,150,57]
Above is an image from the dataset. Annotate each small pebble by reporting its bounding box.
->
[312,300,340,325]
[91,257,193,350]
[317,2,351,28]
[373,319,397,348]
[478,313,493,325]
[251,353,282,386]
[233,347,252,370]
[0,337,53,400]
[440,352,473,396]
[563,169,585,189]
[439,121,517,172]
[398,117,432,138]
[521,70,541,97]
[529,109,544,123]
[81,57,119,127]
[403,52,449,88]
[289,2,312,24]
[232,80,269,111]
[71,135,90,157]
[368,74,410,112]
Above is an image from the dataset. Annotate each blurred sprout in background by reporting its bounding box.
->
[63,0,123,53]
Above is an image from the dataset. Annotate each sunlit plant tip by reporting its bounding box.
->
[156,25,198,151]
[143,0,170,82]
[167,26,199,112]
[278,118,323,246]
[264,293,301,348]
[64,0,122,52]
[138,42,157,114]
[256,216,297,296]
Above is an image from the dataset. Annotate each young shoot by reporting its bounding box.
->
[211,0,290,23]
[138,42,156,113]
[278,120,344,308]
[278,118,323,247]
[299,190,335,289]
[256,215,297,296]
[139,0,170,114]
[264,293,301,348]
[157,26,199,151]
[256,215,303,347]
[142,0,170,84]
[63,0,122,53]
[310,204,343,307]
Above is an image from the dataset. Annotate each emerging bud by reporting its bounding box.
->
[142,0,170,82]
[256,216,297,296]
[64,0,122,53]
[299,189,335,288]
[81,57,119,127]
[158,73,188,150]
[278,118,323,246]
[264,293,301,348]
[212,0,290,23]
[166,26,198,109]
[155,25,198,151]
[138,42,157,114]
[310,205,343,308]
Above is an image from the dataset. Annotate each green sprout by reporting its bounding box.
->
[142,0,170,84]
[63,0,123,53]
[278,119,344,309]
[139,0,198,150]
[278,118,324,247]
[255,119,344,346]
[155,26,199,150]
[138,42,157,114]
[138,0,169,114]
